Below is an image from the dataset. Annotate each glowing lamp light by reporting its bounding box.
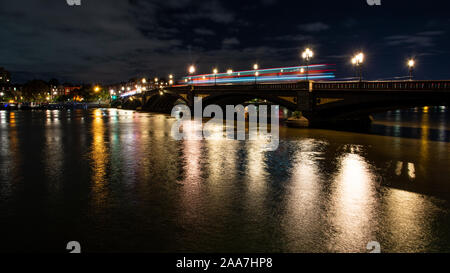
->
[352,52,364,65]
[189,65,196,74]
[408,59,415,68]
[302,48,314,60]
[253,64,259,70]
[227,69,233,75]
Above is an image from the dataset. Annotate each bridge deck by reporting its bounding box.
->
[167,80,450,92]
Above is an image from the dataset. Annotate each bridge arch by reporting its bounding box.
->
[201,93,297,111]
[142,91,188,113]
[309,95,450,125]
[121,96,144,110]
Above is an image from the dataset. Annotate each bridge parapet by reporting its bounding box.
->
[166,80,450,93]
[313,81,450,91]
[167,82,310,92]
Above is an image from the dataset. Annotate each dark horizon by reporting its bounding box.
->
[1,0,450,84]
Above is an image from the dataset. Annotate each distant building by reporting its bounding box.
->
[0,67,11,85]
[0,85,22,101]
[63,86,81,95]
[50,85,81,97]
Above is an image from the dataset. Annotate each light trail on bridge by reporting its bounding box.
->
[180,64,336,85]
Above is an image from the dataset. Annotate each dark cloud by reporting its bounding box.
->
[178,0,235,24]
[222,37,240,48]
[298,22,330,32]
[1,0,450,83]
[193,28,216,36]
[385,31,445,48]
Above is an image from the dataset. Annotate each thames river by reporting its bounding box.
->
[0,107,449,252]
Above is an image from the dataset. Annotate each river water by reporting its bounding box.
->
[0,107,449,252]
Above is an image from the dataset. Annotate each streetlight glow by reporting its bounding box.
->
[189,65,196,74]
[302,48,313,60]
[352,52,365,81]
[253,64,259,70]
[302,48,314,81]
[212,68,218,85]
[408,59,416,80]
[227,69,233,75]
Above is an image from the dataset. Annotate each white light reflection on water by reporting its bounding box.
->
[327,147,378,252]
[282,139,326,252]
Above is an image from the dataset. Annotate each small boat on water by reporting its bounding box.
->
[285,117,310,128]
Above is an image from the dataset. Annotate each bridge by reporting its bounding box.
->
[114,80,450,126]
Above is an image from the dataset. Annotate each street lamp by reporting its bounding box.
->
[227,69,233,75]
[351,52,364,81]
[407,59,415,81]
[253,64,259,84]
[188,65,196,85]
[189,65,196,74]
[142,78,147,84]
[213,68,218,85]
[302,48,314,81]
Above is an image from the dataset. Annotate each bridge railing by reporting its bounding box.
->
[166,80,450,93]
[167,82,310,91]
[313,81,450,91]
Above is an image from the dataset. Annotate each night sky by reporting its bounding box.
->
[1,0,449,84]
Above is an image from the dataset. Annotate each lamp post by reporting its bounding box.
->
[213,68,218,86]
[351,52,364,82]
[168,74,174,86]
[302,48,313,81]
[253,64,259,85]
[189,65,196,85]
[407,59,415,81]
